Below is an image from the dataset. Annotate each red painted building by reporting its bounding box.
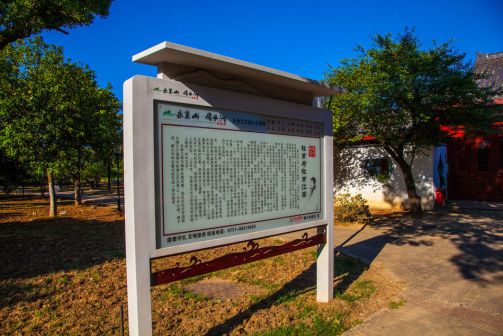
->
[447,52,503,201]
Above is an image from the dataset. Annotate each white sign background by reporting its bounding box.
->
[156,102,323,249]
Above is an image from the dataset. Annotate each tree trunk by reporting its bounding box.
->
[74,173,82,205]
[384,146,422,214]
[400,163,422,213]
[107,161,112,191]
[47,170,58,217]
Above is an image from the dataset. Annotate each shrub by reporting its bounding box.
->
[333,193,371,224]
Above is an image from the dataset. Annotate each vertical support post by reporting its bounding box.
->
[120,304,125,336]
[316,114,334,302]
[124,77,154,336]
[116,149,122,212]
[157,62,169,79]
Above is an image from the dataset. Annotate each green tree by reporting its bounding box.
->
[327,29,501,213]
[90,87,121,197]
[0,38,65,216]
[0,0,112,50]
[0,37,120,215]
[57,68,120,205]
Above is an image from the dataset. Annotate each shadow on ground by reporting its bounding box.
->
[204,252,365,336]
[342,210,503,285]
[0,212,124,309]
[0,217,125,281]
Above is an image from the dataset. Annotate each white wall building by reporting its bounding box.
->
[334,144,447,210]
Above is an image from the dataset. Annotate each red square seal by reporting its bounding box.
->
[308,146,316,157]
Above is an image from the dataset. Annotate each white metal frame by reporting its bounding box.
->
[124,75,334,335]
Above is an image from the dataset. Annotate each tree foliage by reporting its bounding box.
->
[0,0,112,50]
[0,37,120,214]
[327,29,501,212]
[0,38,66,174]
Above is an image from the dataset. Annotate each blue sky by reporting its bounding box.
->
[41,0,503,102]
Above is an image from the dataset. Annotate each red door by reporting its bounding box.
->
[447,136,503,201]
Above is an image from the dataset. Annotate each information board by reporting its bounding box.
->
[156,102,324,249]
[124,44,336,335]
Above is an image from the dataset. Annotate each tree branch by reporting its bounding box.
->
[54,27,70,35]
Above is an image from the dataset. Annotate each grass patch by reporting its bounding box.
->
[255,313,350,336]
[56,275,70,285]
[180,274,207,284]
[239,259,266,271]
[236,275,281,292]
[389,298,407,309]
[336,280,376,302]
[274,289,301,304]
[249,294,267,304]
[336,292,360,302]
[166,283,207,301]
[353,280,376,297]
[297,304,317,319]
[272,256,286,266]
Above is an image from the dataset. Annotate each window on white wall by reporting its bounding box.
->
[363,158,393,181]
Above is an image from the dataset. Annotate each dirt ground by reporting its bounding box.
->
[0,196,403,335]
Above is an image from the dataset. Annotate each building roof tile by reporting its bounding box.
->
[474,52,503,97]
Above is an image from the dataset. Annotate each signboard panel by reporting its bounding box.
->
[125,72,335,336]
[156,102,324,249]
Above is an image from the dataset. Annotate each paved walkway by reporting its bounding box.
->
[50,189,123,207]
[16,187,124,207]
[337,210,503,336]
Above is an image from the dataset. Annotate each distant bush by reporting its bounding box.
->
[334,193,371,224]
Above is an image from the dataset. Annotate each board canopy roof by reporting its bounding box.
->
[133,41,340,105]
